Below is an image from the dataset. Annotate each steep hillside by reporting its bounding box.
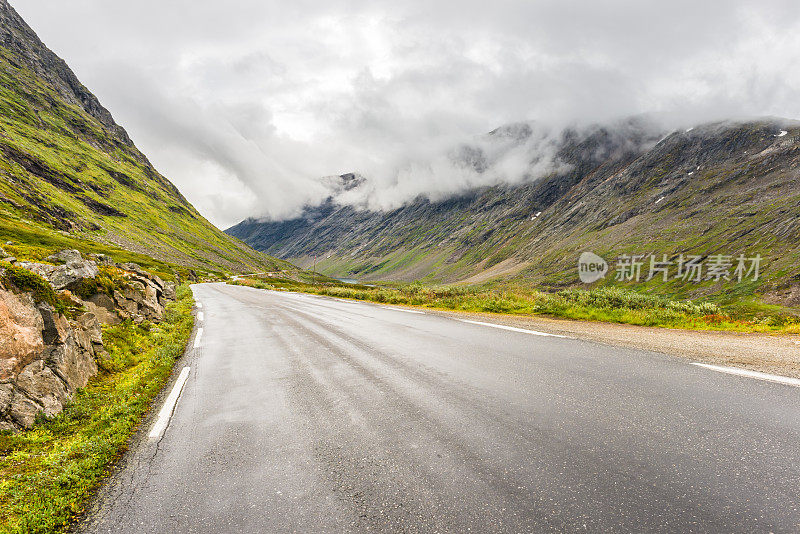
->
[228,118,800,306]
[0,0,290,274]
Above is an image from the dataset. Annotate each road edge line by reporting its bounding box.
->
[691,362,800,388]
[457,319,568,338]
[193,327,203,348]
[148,366,191,439]
[380,306,426,314]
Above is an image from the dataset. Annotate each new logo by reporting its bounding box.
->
[578,252,608,283]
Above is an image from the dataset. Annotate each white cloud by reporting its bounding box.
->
[12,0,800,227]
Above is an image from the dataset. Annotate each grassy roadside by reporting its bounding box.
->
[0,285,195,534]
[231,277,800,334]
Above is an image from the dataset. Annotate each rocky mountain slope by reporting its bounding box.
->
[228,118,800,306]
[0,0,290,274]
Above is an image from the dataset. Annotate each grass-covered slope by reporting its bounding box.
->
[0,0,290,274]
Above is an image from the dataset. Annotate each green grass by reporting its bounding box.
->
[232,276,800,333]
[0,285,195,533]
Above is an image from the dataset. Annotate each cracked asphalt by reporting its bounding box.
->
[79,283,800,533]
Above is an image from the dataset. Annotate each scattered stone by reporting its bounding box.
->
[93,253,114,265]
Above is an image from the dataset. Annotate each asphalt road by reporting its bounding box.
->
[81,283,800,533]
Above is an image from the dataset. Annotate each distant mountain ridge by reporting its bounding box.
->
[227,117,800,305]
[0,0,290,273]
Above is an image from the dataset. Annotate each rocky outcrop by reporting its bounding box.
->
[17,252,169,323]
[0,288,98,431]
[0,250,176,431]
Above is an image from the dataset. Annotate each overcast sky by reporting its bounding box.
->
[14,0,800,228]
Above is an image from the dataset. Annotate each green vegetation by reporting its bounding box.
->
[0,285,195,533]
[70,267,131,300]
[232,276,800,333]
[0,262,68,314]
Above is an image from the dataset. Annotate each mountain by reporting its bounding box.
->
[227,118,800,305]
[0,0,290,274]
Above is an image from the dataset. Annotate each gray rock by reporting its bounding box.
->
[84,293,120,325]
[163,282,177,301]
[46,337,97,394]
[0,419,16,432]
[0,382,12,414]
[114,290,138,317]
[15,262,56,279]
[46,249,82,264]
[0,246,5,256]
[77,312,103,345]
[2,257,16,264]
[118,262,146,275]
[93,254,114,265]
[9,392,43,428]
[47,260,99,290]
[15,361,67,417]
[38,303,70,345]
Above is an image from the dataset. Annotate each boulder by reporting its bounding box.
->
[117,262,146,276]
[9,393,42,428]
[46,337,97,394]
[16,262,56,279]
[0,289,44,381]
[15,360,67,417]
[46,249,82,264]
[84,293,120,325]
[77,312,103,345]
[47,260,99,290]
[18,259,99,290]
[163,281,177,301]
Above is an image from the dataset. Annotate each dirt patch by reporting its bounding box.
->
[455,258,529,285]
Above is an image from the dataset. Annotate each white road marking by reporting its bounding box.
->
[148,366,191,439]
[193,327,203,348]
[380,306,426,315]
[457,319,568,338]
[197,311,204,322]
[692,363,800,388]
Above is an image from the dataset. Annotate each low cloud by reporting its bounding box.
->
[13,0,800,226]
